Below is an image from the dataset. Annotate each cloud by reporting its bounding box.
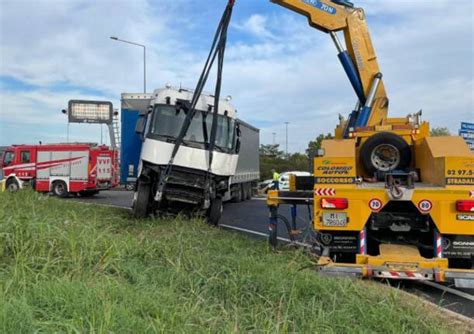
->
[0,0,472,152]
[233,14,276,40]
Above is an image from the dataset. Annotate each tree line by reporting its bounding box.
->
[259,127,450,180]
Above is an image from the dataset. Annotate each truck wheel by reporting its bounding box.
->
[241,184,247,201]
[52,181,69,198]
[133,182,151,218]
[232,186,242,203]
[246,183,252,200]
[207,198,223,226]
[360,132,411,174]
[240,184,246,202]
[6,179,20,192]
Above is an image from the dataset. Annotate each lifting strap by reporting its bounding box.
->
[154,0,235,203]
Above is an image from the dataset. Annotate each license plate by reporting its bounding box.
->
[322,212,348,227]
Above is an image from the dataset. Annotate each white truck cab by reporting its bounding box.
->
[139,87,238,178]
[130,86,257,224]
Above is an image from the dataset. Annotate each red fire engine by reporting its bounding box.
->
[1,143,118,197]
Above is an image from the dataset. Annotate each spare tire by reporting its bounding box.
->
[360,132,411,174]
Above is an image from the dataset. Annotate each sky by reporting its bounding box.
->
[0,0,473,152]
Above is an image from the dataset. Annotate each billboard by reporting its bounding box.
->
[68,100,113,124]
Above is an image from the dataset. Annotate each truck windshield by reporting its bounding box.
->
[148,105,236,152]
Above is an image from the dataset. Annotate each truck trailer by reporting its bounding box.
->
[120,86,259,223]
[1,143,118,197]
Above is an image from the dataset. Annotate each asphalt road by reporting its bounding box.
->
[69,190,312,240]
[70,190,474,319]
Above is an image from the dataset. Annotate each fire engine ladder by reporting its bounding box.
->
[110,110,121,151]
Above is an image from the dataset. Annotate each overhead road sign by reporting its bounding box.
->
[460,122,474,131]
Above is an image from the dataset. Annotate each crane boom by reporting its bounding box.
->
[271,0,389,129]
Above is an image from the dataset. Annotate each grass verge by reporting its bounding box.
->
[0,191,460,332]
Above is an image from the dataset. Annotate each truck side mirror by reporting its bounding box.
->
[135,116,146,135]
[139,105,152,116]
[235,138,241,154]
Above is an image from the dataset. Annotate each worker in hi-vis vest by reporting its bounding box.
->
[271,169,280,190]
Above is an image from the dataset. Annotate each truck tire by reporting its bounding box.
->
[241,184,247,202]
[133,181,151,218]
[232,186,242,203]
[6,178,20,192]
[241,183,247,201]
[238,185,245,202]
[360,132,411,174]
[52,181,69,198]
[246,183,252,200]
[207,197,223,226]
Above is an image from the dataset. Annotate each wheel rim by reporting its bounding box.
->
[56,183,65,195]
[370,144,400,172]
[7,183,18,192]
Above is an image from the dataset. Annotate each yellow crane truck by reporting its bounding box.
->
[268,0,474,288]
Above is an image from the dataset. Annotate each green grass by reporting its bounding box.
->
[0,190,457,333]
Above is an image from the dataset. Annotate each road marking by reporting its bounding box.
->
[219,224,312,248]
[421,281,474,301]
[396,286,474,326]
[220,224,268,237]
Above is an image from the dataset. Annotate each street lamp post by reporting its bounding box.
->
[61,109,69,143]
[284,122,289,158]
[272,132,276,145]
[110,36,146,93]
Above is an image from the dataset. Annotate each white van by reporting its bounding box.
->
[279,171,311,190]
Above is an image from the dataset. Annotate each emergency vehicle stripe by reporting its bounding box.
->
[359,228,366,255]
[314,188,336,196]
[13,167,36,171]
[36,157,84,170]
[2,162,36,170]
[37,156,84,167]
[380,271,425,279]
[5,157,85,172]
[434,231,443,258]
